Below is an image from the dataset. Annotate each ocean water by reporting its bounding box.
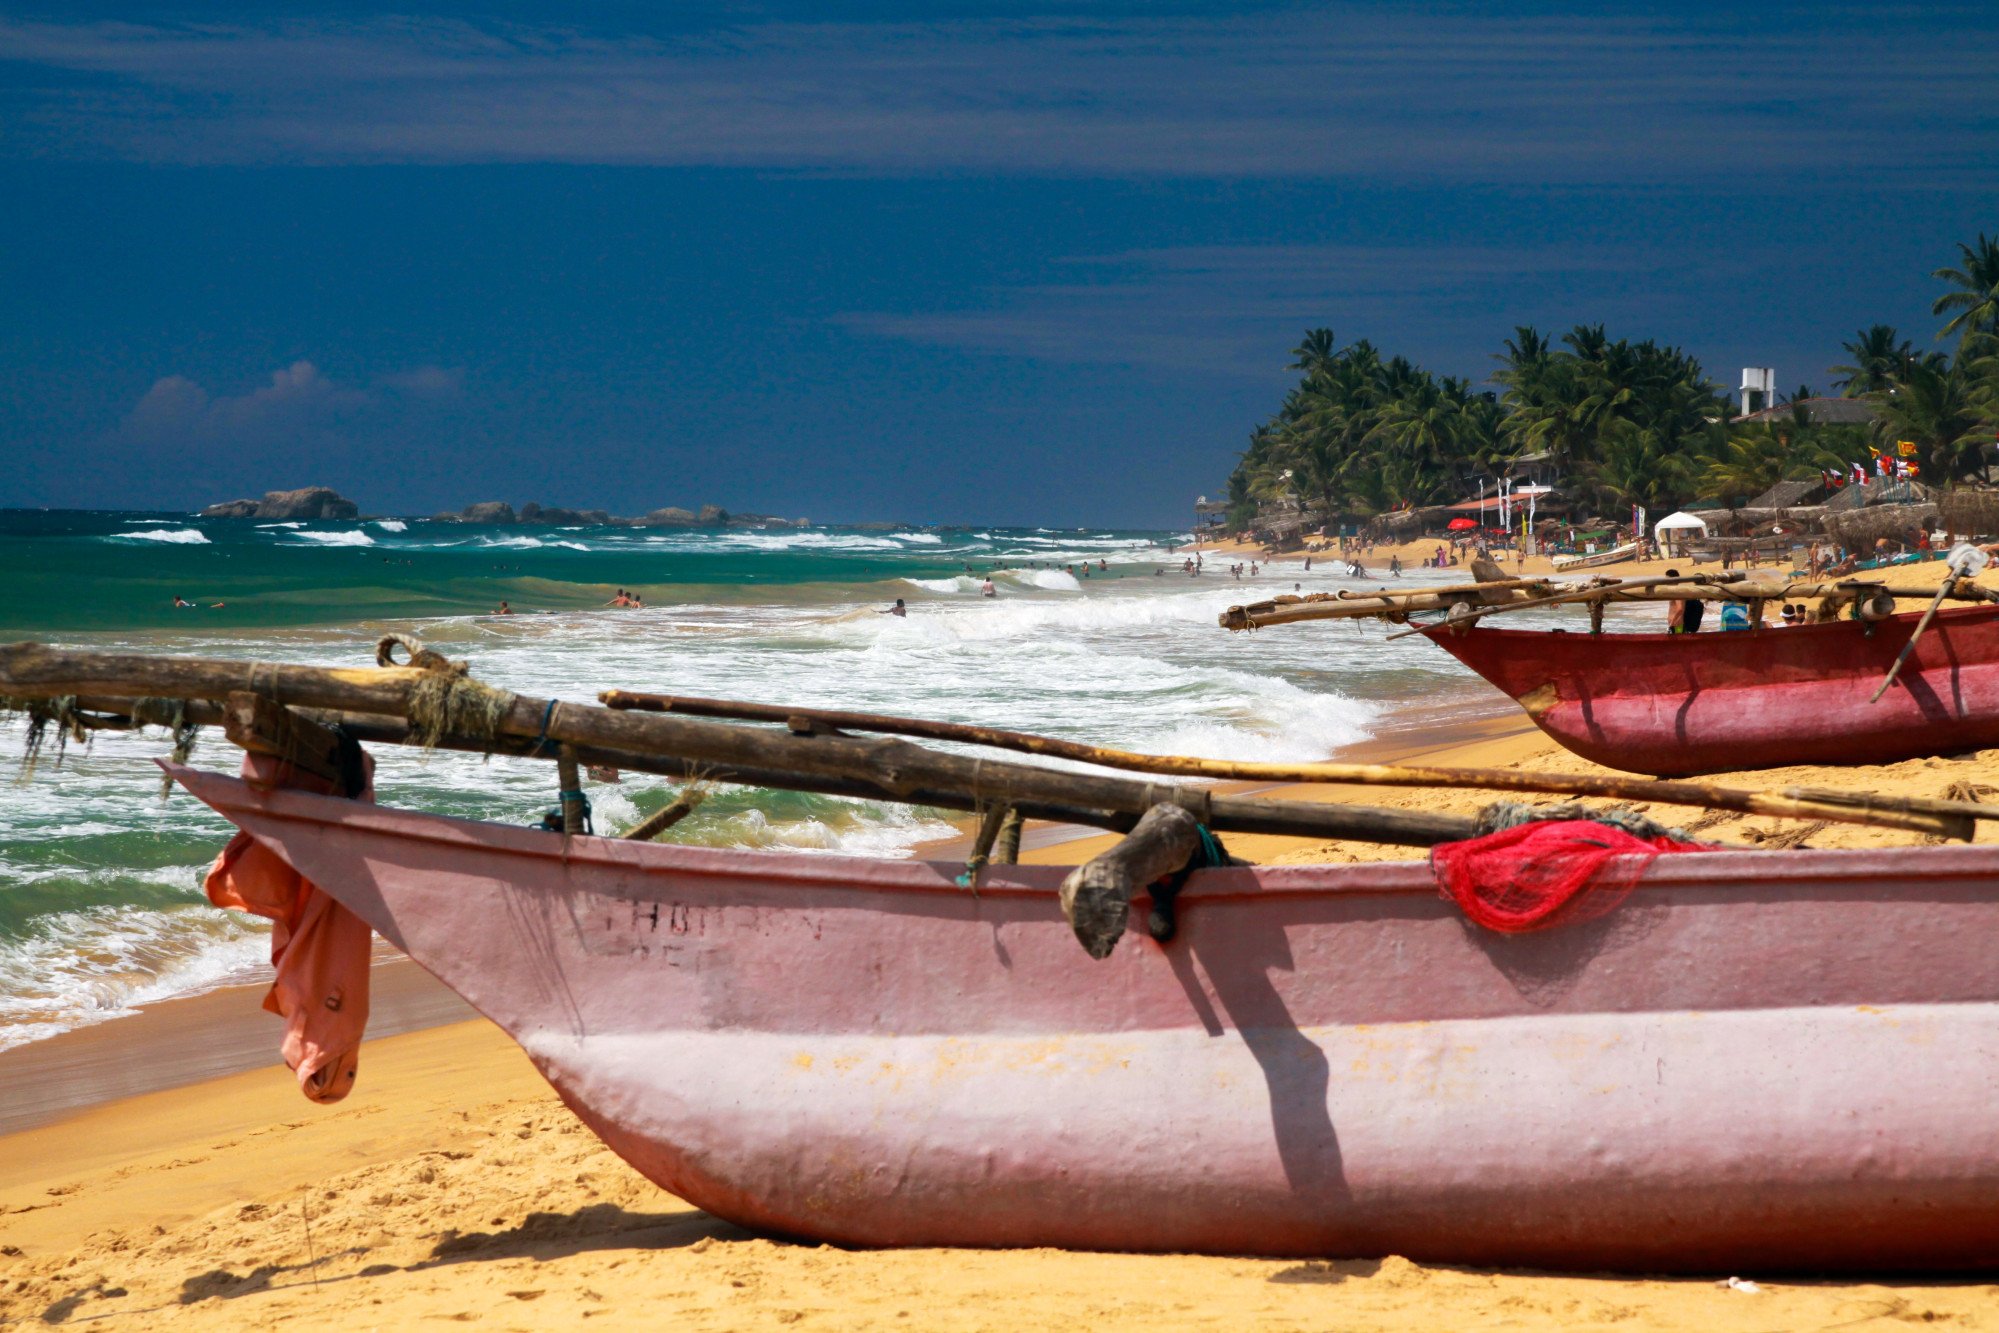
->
[0,510,1511,1050]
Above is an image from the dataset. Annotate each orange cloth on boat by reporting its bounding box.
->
[203,750,376,1103]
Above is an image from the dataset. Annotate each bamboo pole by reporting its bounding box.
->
[1224,577,1999,632]
[17,646,1976,840]
[599,690,1974,838]
[1872,573,1960,703]
[1375,575,1783,639]
[0,646,1473,848]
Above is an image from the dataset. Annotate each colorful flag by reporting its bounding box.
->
[1851,461,1869,486]
[1897,439,1918,457]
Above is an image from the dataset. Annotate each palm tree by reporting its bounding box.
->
[1933,234,1999,346]
[1873,354,1998,484]
[1696,422,1854,506]
[1288,328,1340,375]
[1580,423,1695,514]
[1830,325,1916,396]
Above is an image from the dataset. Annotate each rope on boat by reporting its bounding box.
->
[1144,823,1235,944]
[376,633,516,751]
[1474,799,1690,842]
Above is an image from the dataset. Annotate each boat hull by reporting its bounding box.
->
[172,765,1999,1270]
[1423,604,1999,776]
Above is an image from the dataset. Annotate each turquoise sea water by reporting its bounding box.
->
[0,509,1511,1049]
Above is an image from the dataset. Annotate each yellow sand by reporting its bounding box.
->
[10,716,1999,1326]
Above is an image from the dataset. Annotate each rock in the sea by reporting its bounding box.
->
[698,504,729,525]
[520,503,610,526]
[640,507,699,527]
[200,487,359,520]
[460,501,518,525]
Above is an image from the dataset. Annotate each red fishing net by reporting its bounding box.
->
[1428,819,1711,933]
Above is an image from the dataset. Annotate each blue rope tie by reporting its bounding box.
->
[1192,824,1226,868]
[531,698,558,755]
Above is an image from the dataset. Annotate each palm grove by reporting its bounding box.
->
[1225,236,1999,530]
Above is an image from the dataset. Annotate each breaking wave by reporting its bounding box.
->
[113,528,209,544]
[290,530,376,546]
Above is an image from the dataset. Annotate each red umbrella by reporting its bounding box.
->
[1447,517,1478,531]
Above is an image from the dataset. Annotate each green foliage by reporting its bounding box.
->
[1223,235,1999,527]
[1933,234,1999,347]
[1869,346,1999,485]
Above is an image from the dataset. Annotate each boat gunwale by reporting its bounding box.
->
[164,762,1999,906]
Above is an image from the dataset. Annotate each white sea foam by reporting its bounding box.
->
[373,519,408,532]
[257,521,305,529]
[0,905,269,1052]
[291,529,376,546]
[710,805,955,858]
[890,532,943,544]
[0,538,1503,1052]
[1009,569,1082,591]
[113,528,209,544]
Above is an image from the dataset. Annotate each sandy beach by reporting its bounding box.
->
[8,696,1999,1328]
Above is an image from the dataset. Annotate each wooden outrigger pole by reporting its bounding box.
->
[600,691,1984,839]
[1221,574,1999,633]
[9,637,1997,957]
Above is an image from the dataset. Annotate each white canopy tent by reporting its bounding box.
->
[1653,511,1708,556]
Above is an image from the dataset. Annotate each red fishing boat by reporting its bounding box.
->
[172,762,1999,1272]
[1421,603,1999,777]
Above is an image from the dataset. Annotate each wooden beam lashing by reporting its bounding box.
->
[1059,804,1202,960]
[222,692,344,786]
[557,746,587,835]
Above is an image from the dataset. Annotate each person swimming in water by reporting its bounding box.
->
[881,598,907,617]
[981,578,996,597]
[496,600,514,615]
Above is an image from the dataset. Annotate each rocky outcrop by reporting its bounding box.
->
[200,487,359,521]
[639,507,699,527]
[459,501,518,525]
[519,503,610,526]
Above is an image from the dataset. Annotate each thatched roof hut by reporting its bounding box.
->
[1940,489,1999,538]
[1824,478,1932,513]
[1685,507,1825,538]
[1823,502,1939,549]
[1376,505,1450,537]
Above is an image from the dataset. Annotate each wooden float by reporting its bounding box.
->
[168,762,1999,1271]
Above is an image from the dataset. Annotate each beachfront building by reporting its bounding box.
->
[1734,396,1881,427]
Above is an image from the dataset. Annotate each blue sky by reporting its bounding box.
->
[3,2,1996,525]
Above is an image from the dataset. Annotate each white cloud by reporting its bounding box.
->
[1,9,1994,183]
[838,241,1705,375]
[111,360,459,445]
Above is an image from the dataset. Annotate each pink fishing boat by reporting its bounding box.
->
[1421,603,1999,777]
[172,762,1999,1272]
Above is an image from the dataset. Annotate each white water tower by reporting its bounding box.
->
[1740,367,1774,416]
